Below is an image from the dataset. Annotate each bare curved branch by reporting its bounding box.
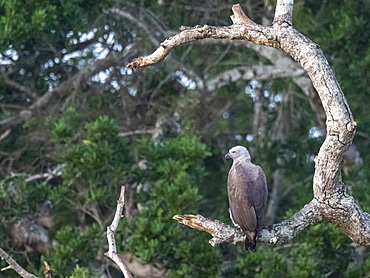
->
[174,199,322,247]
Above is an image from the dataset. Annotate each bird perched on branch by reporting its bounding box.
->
[225,146,268,251]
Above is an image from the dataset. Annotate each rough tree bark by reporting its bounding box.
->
[128,1,370,246]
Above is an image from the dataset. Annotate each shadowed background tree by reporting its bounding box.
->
[1,0,370,277]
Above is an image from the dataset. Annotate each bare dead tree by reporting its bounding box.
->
[128,1,370,247]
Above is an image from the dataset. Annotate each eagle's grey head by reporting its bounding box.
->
[225,146,251,162]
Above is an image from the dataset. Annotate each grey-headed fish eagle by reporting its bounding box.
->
[225,146,268,251]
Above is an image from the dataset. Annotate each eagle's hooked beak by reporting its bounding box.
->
[225,152,232,160]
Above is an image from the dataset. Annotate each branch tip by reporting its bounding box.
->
[173,214,196,222]
[1,265,12,271]
[231,4,257,26]
[126,59,142,69]
[43,261,51,278]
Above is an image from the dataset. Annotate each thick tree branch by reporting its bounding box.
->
[0,129,11,143]
[174,199,322,247]
[10,216,50,254]
[126,23,269,69]
[273,0,293,25]
[118,129,157,137]
[126,4,278,69]
[104,186,133,278]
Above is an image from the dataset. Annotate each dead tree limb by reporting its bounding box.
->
[129,1,370,246]
[0,248,40,278]
[104,186,133,278]
[174,199,322,247]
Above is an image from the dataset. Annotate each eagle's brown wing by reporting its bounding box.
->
[251,165,268,230]
[228,161,267,250]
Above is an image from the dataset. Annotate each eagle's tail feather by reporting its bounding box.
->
[244,237,256,251]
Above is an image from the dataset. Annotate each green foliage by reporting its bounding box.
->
[45,107,83,144]
[67,265,96,278]
[0,0,113,49]
[45,108,222,277]
[0,0,56,44]
[233,246,288,278]
[42,225,101,277]
[42,109,131,277]
[46,108,130,225]
[120,134,222,277]
[0,175,50,218]
[231,222,353,278]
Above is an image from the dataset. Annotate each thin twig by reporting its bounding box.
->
[0,129,11,143]
[43,261,52,278]
[104,186,133,278]
[118,129,156,137]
